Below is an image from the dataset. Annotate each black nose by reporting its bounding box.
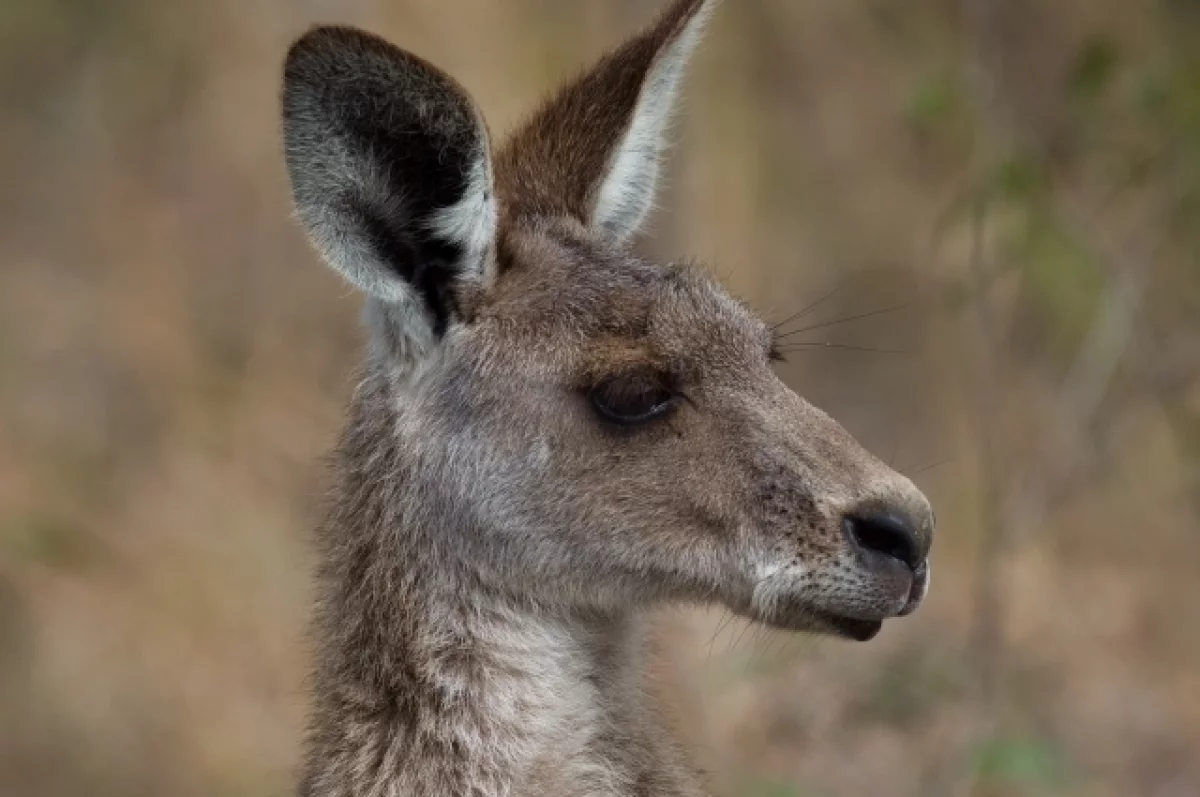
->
[844,513,924,570]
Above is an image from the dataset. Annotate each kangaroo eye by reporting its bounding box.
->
[589,372,679,426]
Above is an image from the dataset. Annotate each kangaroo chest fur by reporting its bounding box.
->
[306,612,679,796]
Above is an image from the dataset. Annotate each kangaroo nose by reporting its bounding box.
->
[844,512,926,571]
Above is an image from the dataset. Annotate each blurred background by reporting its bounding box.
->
[2,0,1198,795]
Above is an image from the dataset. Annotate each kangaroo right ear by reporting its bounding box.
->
[497,0,715,245]
[282,27,497,340]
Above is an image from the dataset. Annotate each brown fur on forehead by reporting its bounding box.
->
[483,221,769,370]
[641,265,771,371]
[574,340,670,385]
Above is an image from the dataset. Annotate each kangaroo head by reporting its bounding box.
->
[281,0,933,641]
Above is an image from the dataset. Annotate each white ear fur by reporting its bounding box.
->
[592,1,716,241]
[290,143,416,304]
[427,130,499,282]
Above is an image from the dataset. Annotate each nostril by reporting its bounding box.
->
[844,513,921,570]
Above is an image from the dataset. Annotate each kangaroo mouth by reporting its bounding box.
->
[822,560,929,641]
[816,614,884,641]
[764,605,890,642]
[761,559,930,642]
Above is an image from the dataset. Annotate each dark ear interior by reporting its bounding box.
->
[282,26,497,339]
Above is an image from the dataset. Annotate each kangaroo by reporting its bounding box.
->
[280,1,934,794]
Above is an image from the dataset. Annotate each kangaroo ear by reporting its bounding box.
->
[496,0,716,244]
[282,26,497,342]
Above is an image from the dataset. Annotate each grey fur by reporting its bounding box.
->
[281,2,935,796]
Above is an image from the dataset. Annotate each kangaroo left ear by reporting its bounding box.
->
[282,26,497,347]
[496,0,717,245]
